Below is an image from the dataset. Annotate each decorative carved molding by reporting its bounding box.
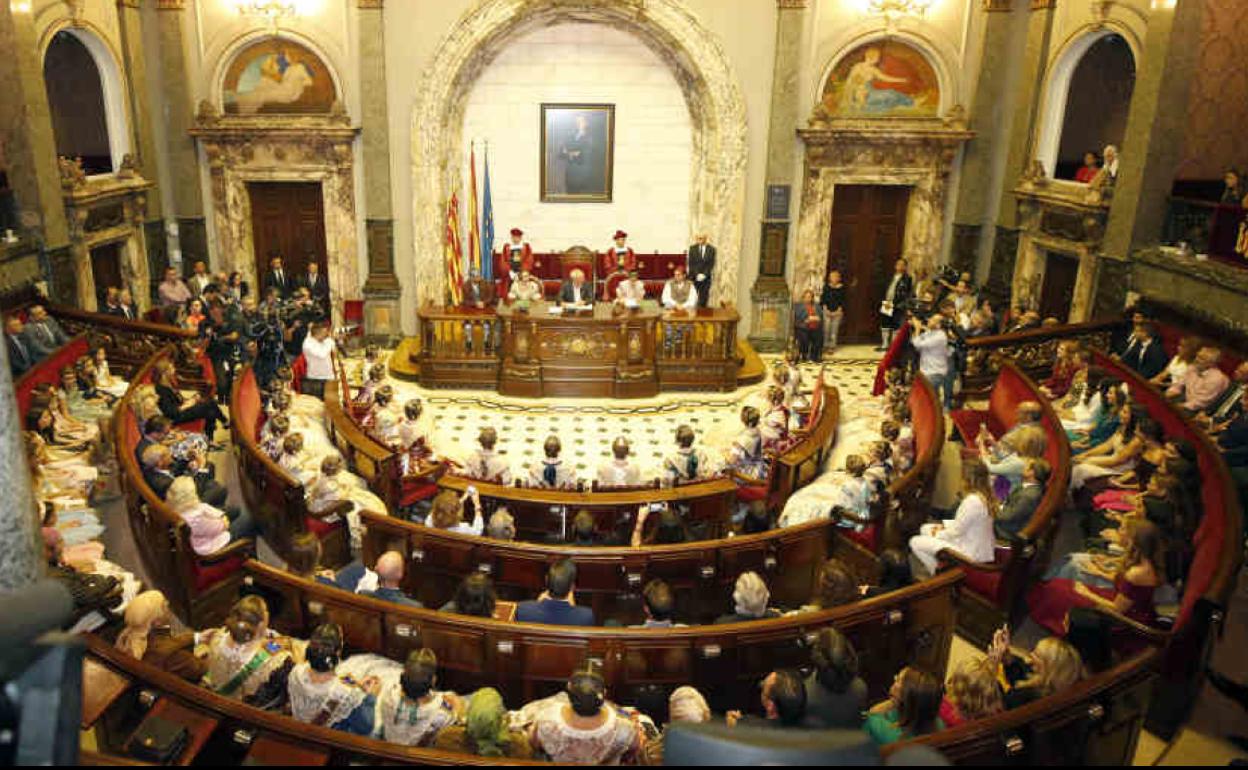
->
[357,0,384,7]
[777,0,808,8]
[982,0,1013,10]
[115,0,141,9]
[1030,0,1056,8]
[155,0,186,9]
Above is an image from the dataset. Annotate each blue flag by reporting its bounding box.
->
[480,147,495,282]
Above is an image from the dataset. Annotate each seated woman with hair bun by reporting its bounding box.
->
[287,623,379,736]
[528,668,645,765]
[199,595,303,709]
[378,648,464,746]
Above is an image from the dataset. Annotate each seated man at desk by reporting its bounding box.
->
[507,269,544,303]
[559,268,594,307]
[661,266,699,352]
[614,269,647,308]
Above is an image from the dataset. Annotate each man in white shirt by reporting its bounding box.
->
[661,267,699,353]
[910,314,953,409]
[614,269,647,307]
[301,322,337,399]
[188,260,212,297]
[596,437,642,488]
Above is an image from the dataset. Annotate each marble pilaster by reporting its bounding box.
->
[0,340,42,591]
[1103,0,1207,259]
[748,0,806,351]
[114,0,162,219]
[950,0,1021,278]
[0,3,69,249]
[994,0,1057,231]
[155,1,204,235]
[358,0,401,319]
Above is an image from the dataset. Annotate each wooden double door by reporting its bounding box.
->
[825,185,910,343]
[247,182,329,293]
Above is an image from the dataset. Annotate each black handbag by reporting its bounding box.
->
[129,715,189,764]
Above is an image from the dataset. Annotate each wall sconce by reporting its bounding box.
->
[233,0,297,32]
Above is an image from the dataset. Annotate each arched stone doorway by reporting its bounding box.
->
[410,0,748,309]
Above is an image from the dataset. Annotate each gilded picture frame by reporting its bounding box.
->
[540,103,615,202]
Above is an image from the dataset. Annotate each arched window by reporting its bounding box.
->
[42,29,129,175]
[1036,33,1137,181]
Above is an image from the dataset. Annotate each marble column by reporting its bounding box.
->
[357,0,401,338]
[748,0,807,353]
[0,339,43,591]
[949,0,1021,279]
[0,2,69,250]
[1103,0,1206,260]
[155,0,207,264]
[985,0,1058,300]
[115,0,162,220]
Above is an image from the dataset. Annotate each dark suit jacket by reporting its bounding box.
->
[24,319,68,356]
[298,272,329,302]
[108,303,138,321]
[881,273,914,326]
[156,383,185,420]
[362,586,423,608]
[514,598,594,626]
[995,482,1043,540]
[6,334,34,375]
[1120,339,1168,380]
[687,243,716,283]
[144,468,176,500]
[558,281,593,305]
[462,278,496,307]
[264,270,293,299]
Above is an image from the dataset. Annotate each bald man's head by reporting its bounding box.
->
[375,551,405,587]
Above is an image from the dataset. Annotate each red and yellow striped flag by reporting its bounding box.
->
[467,143,482,276]
[444,192,463,305]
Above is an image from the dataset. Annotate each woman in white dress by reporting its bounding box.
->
[278,433,321,486]
[778,454,874,529]
[92,347,130,398]
[287,623,379,736]
[1070,403,1145,491]
[1150,335,1199,387]
[725,406,769,481]
[199,595,303,709]
[306,453,387,553]
[528,668,644,765]
[378,648,463,747]
[909,459,997,575]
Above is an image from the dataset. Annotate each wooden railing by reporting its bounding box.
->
[961,318,1120,397]
[359,511,837,625]
[243,559,961,711]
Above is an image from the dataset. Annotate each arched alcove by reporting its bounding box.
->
[411,0,747,309]
[1036,31,1137,180]
[41,28,130,175]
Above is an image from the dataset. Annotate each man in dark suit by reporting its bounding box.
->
[360,551,423,608]
[264,256,293,300]
[687,233,716,308]
[23,305,68,358]
[462,268,496,309]
[298,259,330,308]
[995,459,1049,541]
[878,258,914,351]
[115,288,139,321]
[1117,322,1168,381]
[5,316,36,376]
[515,559,594,626]
[557,268,593,306]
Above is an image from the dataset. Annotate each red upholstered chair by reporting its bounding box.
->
[400,461,449,508]
[290,354,307,394]
[342,300,365,340]
[604,273,625,302]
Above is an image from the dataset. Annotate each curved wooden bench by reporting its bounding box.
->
[113,347,254,628]
[359,511,838,625]
[961,318,1120,398]
[80,634,545,766]
[1085,350,1242,738]
[229,366,350,566]
[888,647,1158,765]
[936,361,1072,647]
[242,559,961,712]
[320,371,839,535]
[828,372,946,581]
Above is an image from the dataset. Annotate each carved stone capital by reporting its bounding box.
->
[777,0,807,8]
[982,0,1013,10]
[357,0,384,7]
[1030,0,1056,9]
[115,0,141,9]
[155,0,185,9]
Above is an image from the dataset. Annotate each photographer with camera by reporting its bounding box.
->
[878,258,913,352]
[909,313,955,409]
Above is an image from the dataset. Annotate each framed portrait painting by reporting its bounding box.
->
[540,104,615,202]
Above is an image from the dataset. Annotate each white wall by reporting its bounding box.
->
[461,24,692,254]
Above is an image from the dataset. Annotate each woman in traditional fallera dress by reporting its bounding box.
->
[378,648,463,747]
[306,453,387,554]
[200,596,303,709]
[725,406,769,481]
[287,623,379,736]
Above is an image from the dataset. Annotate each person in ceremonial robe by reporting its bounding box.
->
[604,230,637,276]
[663,424,714,485]
[200,595,303,710]
[498,228,534,298]
[614,269,646,307]
[687,234,716,308]
[507,269,544,303]
[596,437,642,488]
